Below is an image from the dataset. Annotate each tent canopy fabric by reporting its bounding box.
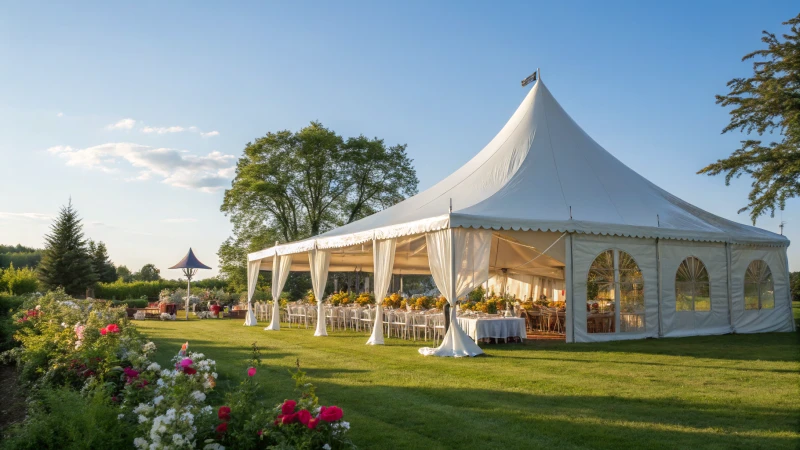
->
[249,78,787,265]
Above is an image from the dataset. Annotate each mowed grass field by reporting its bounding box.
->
[135,306,800,450]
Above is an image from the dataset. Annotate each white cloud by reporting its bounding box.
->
[107,118,136,130]
[0,212,52,221]
[142,125,186,135]
[161,218,198,223]
[47,143,236,192]
[200,130,219,138]
[57,112,64,118]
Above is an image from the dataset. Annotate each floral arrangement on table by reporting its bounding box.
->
[434,296,447,310]
[327,291,351,306]
[354,292,374,307]
[382,293,403,309]
[460,298,501,314]
[304,290,317,305]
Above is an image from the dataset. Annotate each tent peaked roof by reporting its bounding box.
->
[250,79,787,261]
[170,248,212,270]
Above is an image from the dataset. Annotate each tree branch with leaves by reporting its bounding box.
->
[699,13,800,223]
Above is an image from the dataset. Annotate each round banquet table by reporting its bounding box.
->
[457,317,527,341]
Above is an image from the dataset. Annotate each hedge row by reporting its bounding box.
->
[94,279,229,300]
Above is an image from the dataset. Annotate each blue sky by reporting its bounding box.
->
[0,1,797,278]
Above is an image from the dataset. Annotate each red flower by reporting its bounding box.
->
[105,324,120,333]
[307,417,320,430]
[296,409,312,425]
[100,327,107,335]
[123,367,139,379]
[218,406,231,421]
[216,423,228,434]
[280,400,296,415]
[257,430,263,436]
[247,367,257,377]
[183,367,197,375]
[281,413,298,424]
[319,406,343,422]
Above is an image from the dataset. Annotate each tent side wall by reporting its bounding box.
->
[730,245,794,334]
[571,234,659,343]
[659,241,732,337]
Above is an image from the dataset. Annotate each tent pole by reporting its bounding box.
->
[565,233,574,343]
[656,238,663,338]
[726,242,734,333]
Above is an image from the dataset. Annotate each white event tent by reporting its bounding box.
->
[247,76,794,356]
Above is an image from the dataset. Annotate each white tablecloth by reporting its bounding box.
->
[457,317,527,341]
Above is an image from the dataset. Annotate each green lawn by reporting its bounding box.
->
[135,315,800,450]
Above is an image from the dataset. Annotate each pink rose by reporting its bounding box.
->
[280,400,296,415]
[296,409,312,425]
[247,367,257,377]
[319,406,343,422]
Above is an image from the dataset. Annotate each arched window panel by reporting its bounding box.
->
[744,260,774,310]
[587,250,615,333]
[675,256,710,312]
[618,251,645,333]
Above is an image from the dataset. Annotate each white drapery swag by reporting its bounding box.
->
[419,228,492,357]
[309,249,331,337]
[244,260,261,326]
[367,238,396,345]
[265,254,292,331]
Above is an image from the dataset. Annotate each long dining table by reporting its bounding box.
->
[457,316,527,342]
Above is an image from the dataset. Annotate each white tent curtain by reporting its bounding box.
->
[265,254,292,331]
[244,259,261,326]
[419,228,492,357]
[367,238,396,345]
[309,249,331,337]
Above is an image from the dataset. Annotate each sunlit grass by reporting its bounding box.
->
[134,317,800,450]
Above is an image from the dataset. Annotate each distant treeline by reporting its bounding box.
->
[0,244,43,269]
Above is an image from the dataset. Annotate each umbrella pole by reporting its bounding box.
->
[186,275,190,320]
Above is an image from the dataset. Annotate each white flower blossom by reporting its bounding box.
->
[203,443,225,450]
[118,413,125,420]
[133,437,148,449]
[138,414,148,423]
[191,391,206,402]
[341,421,350,430]
[147,362,161,372]
[153,395,164,405]
[323,444,331,450]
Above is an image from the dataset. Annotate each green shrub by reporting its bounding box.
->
[0,387,135,449]
[110,299,148,308]
[0,263,39,295]
[0,293,25,352]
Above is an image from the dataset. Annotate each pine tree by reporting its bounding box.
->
[89,240,117,283]
[38,200,97,295]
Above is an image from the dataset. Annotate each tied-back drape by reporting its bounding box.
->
[419,228,492,357]
[367,238,396,345]
[309,249,331,337]
[244,259,261,326]
[265,254,292,331]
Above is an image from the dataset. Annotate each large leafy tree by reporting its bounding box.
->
[699,13,800,223]
[116,265,134,283]
[88,240,117,283]
[219,122,418,289]
[38,201,97,295]
[135,263,161,282]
